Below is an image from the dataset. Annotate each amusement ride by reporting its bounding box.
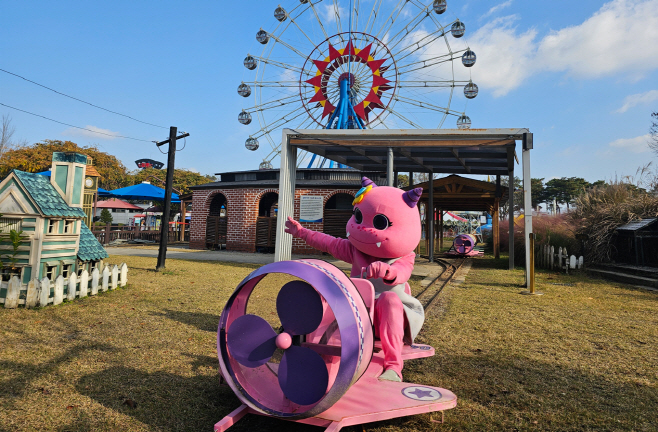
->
[237,0,479,169]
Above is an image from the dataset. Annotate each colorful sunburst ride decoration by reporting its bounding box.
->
[301,33,397,128]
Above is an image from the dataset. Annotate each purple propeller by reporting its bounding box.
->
[226,281,329,406]
[226,314,277,368]
[278,345,330,405]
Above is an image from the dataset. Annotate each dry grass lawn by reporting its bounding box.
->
[0,254,656,432]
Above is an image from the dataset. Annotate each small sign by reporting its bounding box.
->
[135,159,164,170]
[299,195,323,223]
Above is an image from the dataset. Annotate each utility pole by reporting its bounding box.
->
[155,126,189,270]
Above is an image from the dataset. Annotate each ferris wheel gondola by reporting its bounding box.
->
[238,0,479,169]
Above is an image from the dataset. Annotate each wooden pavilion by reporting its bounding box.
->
[273,128,534,288]
[408,175,509,259]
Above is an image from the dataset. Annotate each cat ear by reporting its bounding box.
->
[361,177,378,188]
[402,187,423,208]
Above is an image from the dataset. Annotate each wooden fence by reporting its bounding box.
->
[0,263,128,309]
[92,224,187,245]
[536,245,584,274]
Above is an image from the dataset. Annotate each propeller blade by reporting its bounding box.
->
[276,281,324,335]
[226,314,277,368]
[278,345,329,405]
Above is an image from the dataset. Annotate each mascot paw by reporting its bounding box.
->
[378,369,402,382]
[284,216,302,237]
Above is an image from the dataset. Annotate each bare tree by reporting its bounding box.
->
[0,114,26,158]
[0,115,16,158]
[650,111,658,154]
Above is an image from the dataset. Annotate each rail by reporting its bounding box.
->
[92,223,189,244]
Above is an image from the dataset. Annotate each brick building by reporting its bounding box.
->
[189,168,386,254]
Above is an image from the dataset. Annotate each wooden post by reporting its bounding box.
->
[439,209,444,251]
[104,223,111,245]
[522,133,533,288]
[428,173,434,262]
[156,127,177,270]
[493,201,500,259]
[387,147,394,186]
[521,233,542,295]
[274,129,297,262]
[179,199,186,242]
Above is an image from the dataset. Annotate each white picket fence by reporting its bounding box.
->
[1,263,128,309]
[537,245,584,274]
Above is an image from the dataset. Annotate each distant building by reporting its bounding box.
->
[0,152,108,284]
[95,199,144,225]
[189,168,385,254]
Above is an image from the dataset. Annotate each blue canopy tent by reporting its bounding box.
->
[109,182,181,232]
[109,182,180,202]
[98,188,113,197]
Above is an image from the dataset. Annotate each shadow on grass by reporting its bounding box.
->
[152,309,220,332]
[71,349,657,432]
[0,342,116,406]
[75,366,331,432]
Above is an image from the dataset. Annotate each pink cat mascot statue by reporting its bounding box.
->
[285,177,424,382]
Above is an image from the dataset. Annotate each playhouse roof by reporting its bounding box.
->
[13,170,86,218]
[77,222,109,261]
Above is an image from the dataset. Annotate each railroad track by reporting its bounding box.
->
[415,257,468,311]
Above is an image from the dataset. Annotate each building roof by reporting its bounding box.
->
[285,128,525,176]
[85,165,101,177]
[13,170,86,218]
[191,168,386,190]
[406,174,509,212]
[616,218,658,232]
[77,222,109,261]
[96,198,143,210]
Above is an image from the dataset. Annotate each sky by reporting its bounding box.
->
[1,0,657,183]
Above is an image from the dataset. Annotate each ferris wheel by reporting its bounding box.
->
[238,0,478,169]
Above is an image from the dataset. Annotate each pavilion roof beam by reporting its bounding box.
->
[451,148,471,174]
[398,149,434,172]
[301,146,364,170]
[349,147,384,164]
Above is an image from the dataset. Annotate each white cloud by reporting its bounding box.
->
[468,16,538,96]
[480,0,513,20]
[609,134,651,153]
[616,89,658,113]
[320,3,347,25]
[63,125,120,140]
[470,0,658,96]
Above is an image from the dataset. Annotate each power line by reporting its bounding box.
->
[0,102,153,142]
[0,68,167,129]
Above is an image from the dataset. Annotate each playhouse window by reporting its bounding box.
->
[77,261,87,277]
[61,264,72,279]
[0,217,21,233]
[48,220,58,234]
[64,220,74,234]
[45,265,57,280]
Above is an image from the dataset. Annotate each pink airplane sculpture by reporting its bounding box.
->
[214,178,458,431]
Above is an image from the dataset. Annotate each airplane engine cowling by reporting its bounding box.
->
[217,259,374,419]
